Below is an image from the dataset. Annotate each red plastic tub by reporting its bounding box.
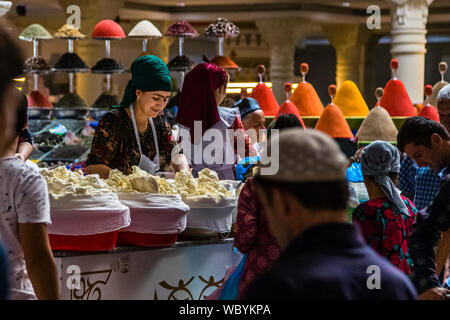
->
[49,231,119,252]
[117,231,178,247]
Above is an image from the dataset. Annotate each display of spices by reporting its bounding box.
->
[55,93,88,108]
[33,131,64,147]
[54,24,86,38]
[204,17,239,38]
[91,92,119,109]
[46,145,89,161]
[128,20,162,38]
[28,91,53,108]
[167,55,194,71]
[53,52,89,70]
[91,58,124,73]
[91,19,126,39]
[165,20,198,38]
[24,56,51,73]
[19,23,53,40]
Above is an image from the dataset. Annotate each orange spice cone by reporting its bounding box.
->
[315,103,353,139]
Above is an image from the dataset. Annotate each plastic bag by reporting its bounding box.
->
[204,253,246,300]
[346,162,363,183]
[235,157,259,181]
[219,254,246,300]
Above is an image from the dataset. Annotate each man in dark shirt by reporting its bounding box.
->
[398,116,450,300]
[245,129,417,300]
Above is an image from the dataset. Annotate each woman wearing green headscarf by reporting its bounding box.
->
[86,55,189,178]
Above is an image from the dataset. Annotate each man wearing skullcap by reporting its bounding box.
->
[234,97,266,147]
[398,116,450,300]
[244,129,417,300]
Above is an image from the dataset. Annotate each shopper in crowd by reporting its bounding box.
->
[177,62,257,180]
[87,55,189,178]
[15,129,33,162]
[352,140,417,275]
[234,96,266,146]
[0,88,59,300]
[399,85,450,211]
[244,129,417,300]
[398,116,450,300]
[235,114,303,299]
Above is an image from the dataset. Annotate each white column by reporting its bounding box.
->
[389,0,434,104]
[323,24,369,92]
[255,18,309,104]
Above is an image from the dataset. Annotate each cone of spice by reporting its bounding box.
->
[315,87,354,139]
[356,88,398,142]
[91,19,126,39]
[276,82,305,128]
[204,17,240,38]
[165,20,198,38]
[332,80,369,117]
[378,59,416,117]
[91,92,119,109]
[430,62,448,107]
[250,65,279,116]
[19,24,53,41]
[167,55,194,72]
[28,91,53,108]
[419,85,440,122]
[290,63,324,116]
[53,52,89,72]
[24,56,51,73]
[54,24,86,39]
[210,55,239,70]
[128,20,162,38]
[55,93,88,108]
[91,58,124,73]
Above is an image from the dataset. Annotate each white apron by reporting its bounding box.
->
[129,104,160,174]
[180,107,238,180]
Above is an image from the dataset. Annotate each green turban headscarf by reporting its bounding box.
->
[115,55,172,108]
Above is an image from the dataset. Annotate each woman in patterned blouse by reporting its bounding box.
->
[86,55,189,178]
[352,141,417,275]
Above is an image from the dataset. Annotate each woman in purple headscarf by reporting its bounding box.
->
[176,63,256,180]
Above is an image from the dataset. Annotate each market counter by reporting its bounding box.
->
[53,238,240,300]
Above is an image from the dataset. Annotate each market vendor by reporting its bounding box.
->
[176,62,257,180]
[86,55,189,179]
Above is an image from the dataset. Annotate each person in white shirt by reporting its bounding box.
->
[0,90,59,300]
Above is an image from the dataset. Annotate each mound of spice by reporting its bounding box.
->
[167,55,194,71]
[204,17,239,38]
[91,58,124,73]
[46,145,89,161]
[55,93,88,108]
[54,24,86,38]
[91,92,119,109]
[19,24,53,40]
[53,52,89,70]
[24,56,51,73]
[165,20,198,38]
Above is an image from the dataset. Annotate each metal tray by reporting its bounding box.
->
[28,107,53,120]
[53,107,89,120]
[89,108,109,121]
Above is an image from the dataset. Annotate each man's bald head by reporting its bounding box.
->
[242,109,266,143]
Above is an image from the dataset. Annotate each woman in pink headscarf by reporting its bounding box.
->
[177,63,256,180]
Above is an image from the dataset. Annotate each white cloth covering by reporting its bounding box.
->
[118,193,189,234]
